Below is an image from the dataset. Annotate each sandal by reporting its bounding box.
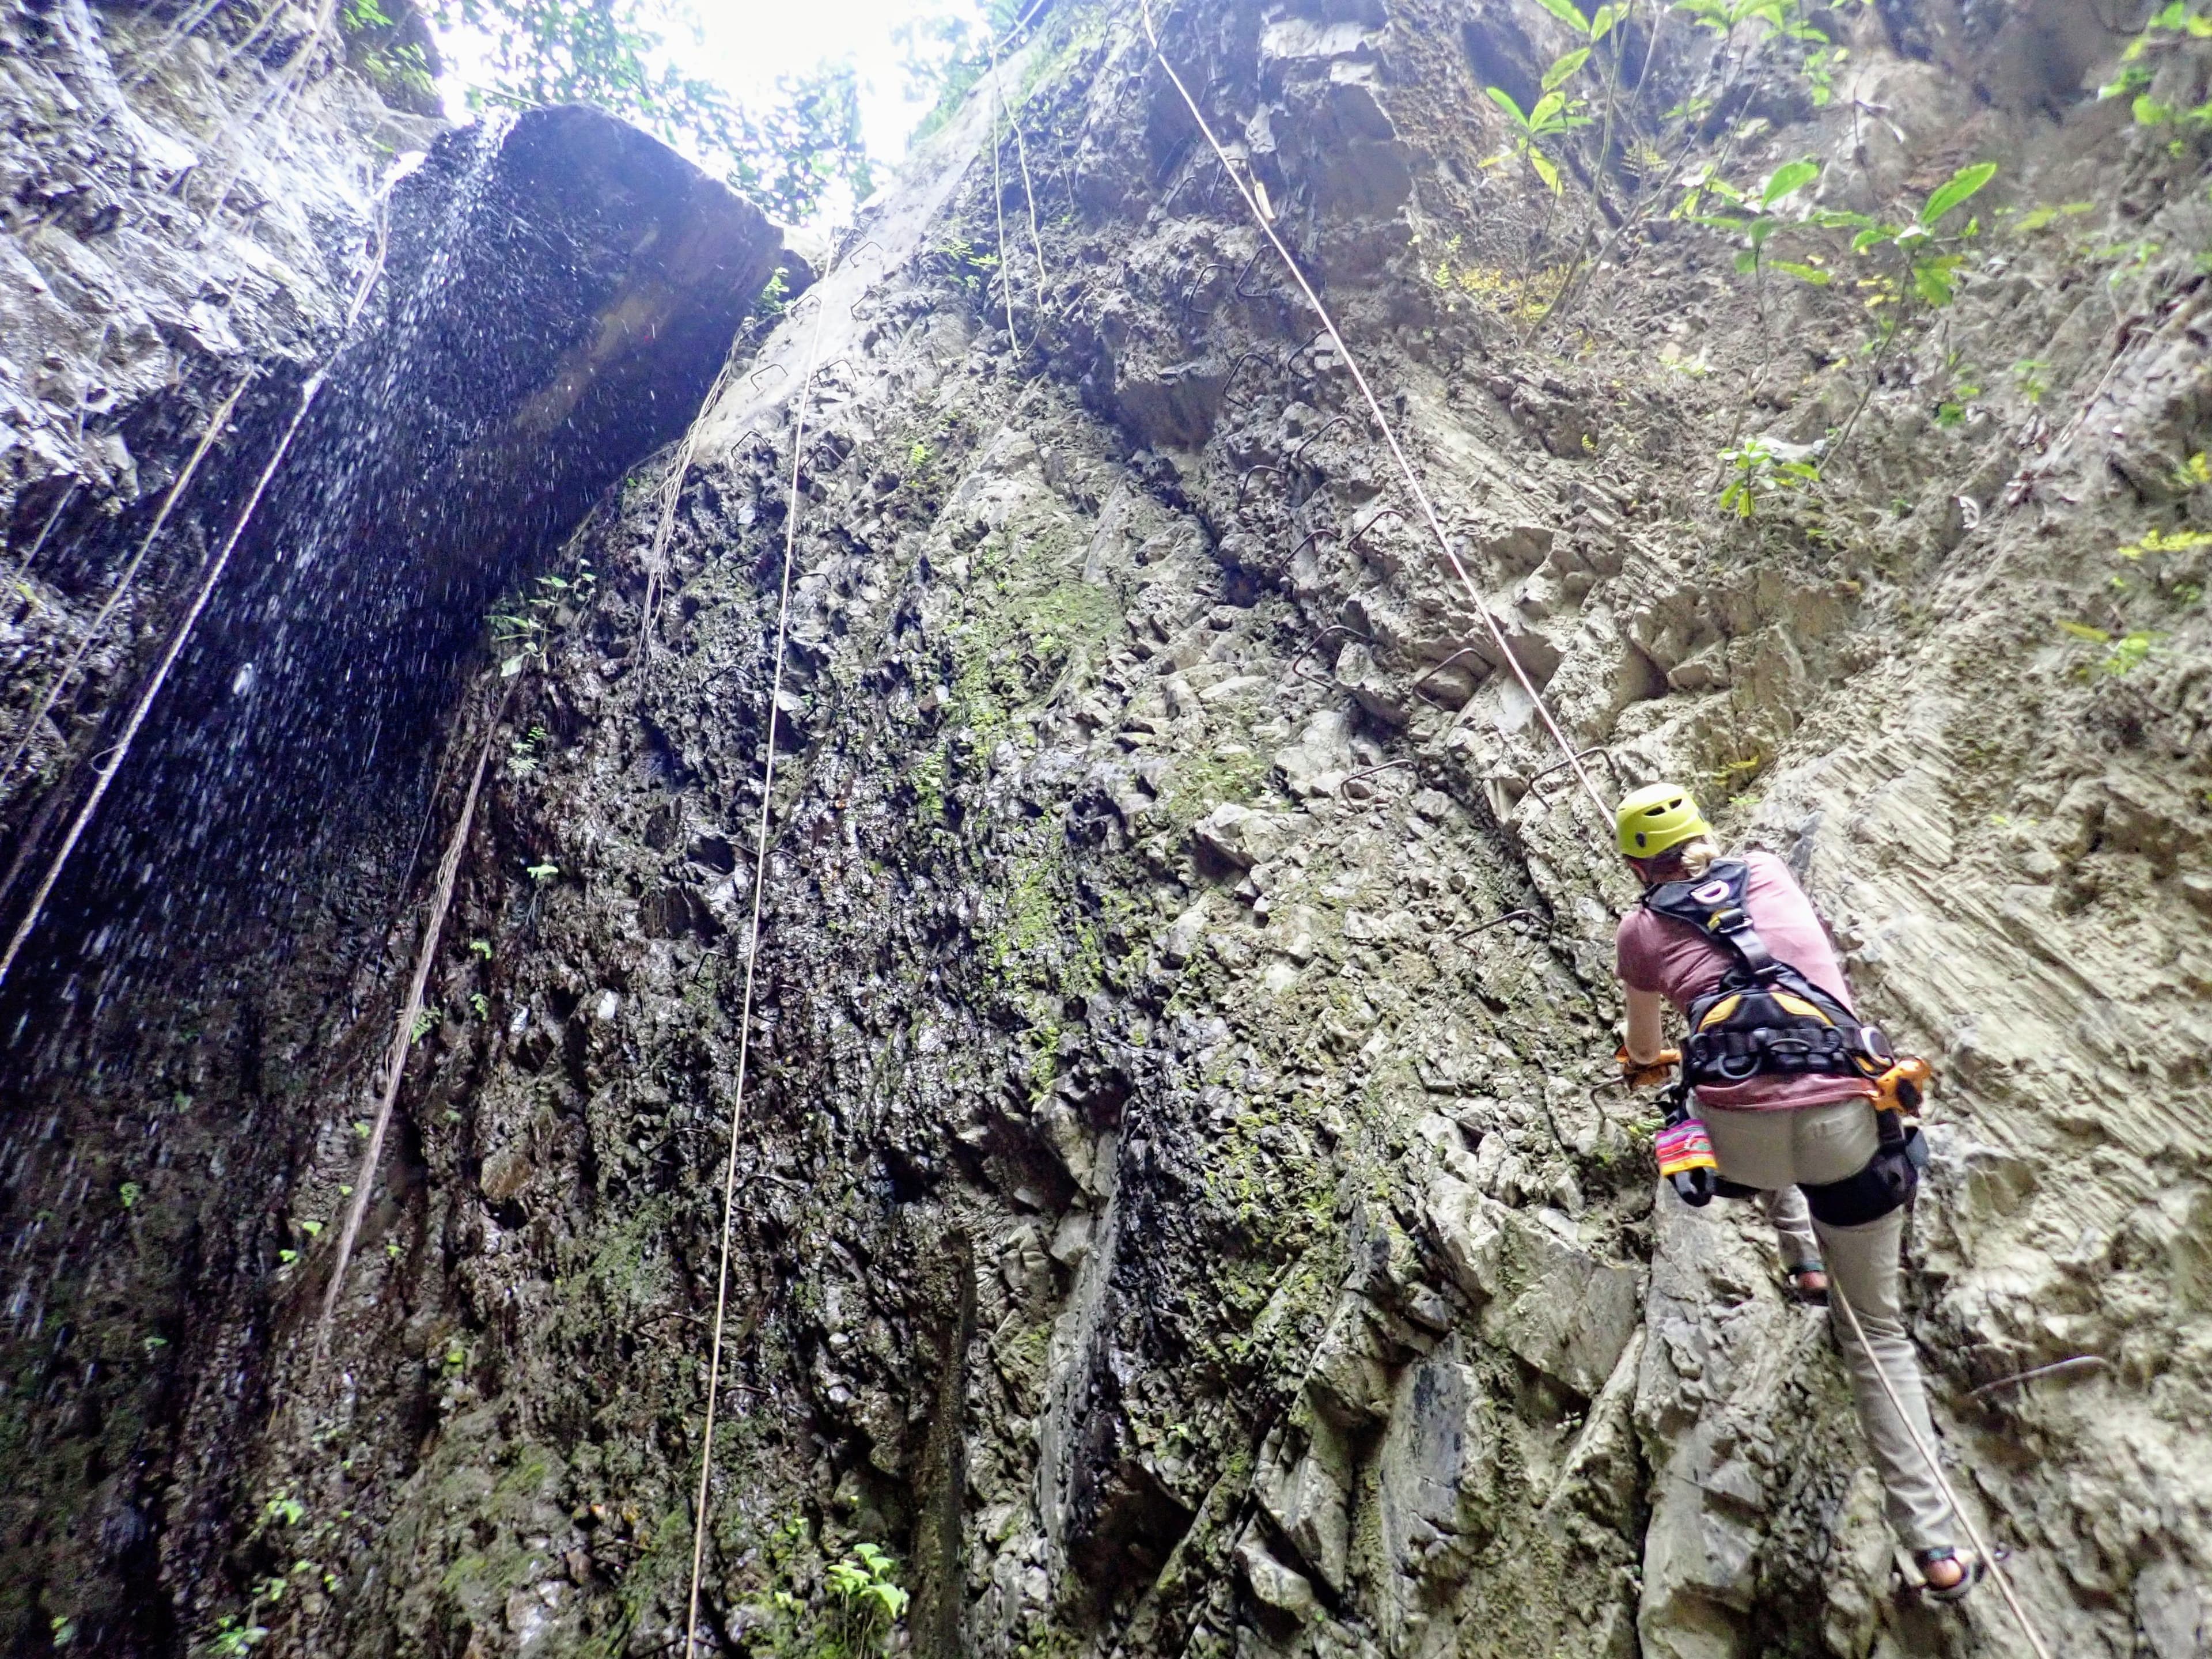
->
[1914,1547,1983,1604]
[1785,1261,1830,1306]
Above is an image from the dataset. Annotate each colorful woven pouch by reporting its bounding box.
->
[1656,1118,1718,1181]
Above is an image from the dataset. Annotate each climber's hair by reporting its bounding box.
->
[1643,836,1719,883]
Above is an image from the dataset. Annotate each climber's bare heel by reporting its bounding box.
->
[1785,1261,1828,1305]
[1912,1547,1982,1604]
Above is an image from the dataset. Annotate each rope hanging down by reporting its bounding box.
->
[683,256,840,1654]
[317,698,505,1348]
[1829,1281,2056,1659]
[0,220,392,995]
[1138,9,2058,1654]
[1135,0,1608,824]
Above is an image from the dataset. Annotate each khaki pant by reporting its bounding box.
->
[1705,1100,1955,1552]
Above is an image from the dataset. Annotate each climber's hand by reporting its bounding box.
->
[1669,1166,1716,1207]
[1616,1043,1680,1090]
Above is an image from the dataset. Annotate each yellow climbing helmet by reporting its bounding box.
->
[1616,782,1711,859]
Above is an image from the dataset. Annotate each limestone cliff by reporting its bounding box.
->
[2,2,2208,1658]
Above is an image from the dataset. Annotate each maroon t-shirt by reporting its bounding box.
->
[1615,850,1876,1112]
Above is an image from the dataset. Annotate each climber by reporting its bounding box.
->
[1610,783,1978,1603]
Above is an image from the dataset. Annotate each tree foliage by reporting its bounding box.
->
[421,0,873,222]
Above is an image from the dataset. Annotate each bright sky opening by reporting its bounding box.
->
[437,0,999,226]
[692,0,993,162]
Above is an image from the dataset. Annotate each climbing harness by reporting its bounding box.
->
[1641,859,1899,1091]
[1634,858,1930,1222]
[681,237,842,1657]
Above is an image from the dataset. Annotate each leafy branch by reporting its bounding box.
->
[423,0,872,222]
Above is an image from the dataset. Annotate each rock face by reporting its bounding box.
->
[4,1,2211,1658]
[0,13,779,1649]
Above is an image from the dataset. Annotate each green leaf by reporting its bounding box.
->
[1912,262,1955,306]
[2056,620,2111,642]
[1771,260,1831,285]
[1531,89,1569,126]
[1528,148,1562,193]
[2013,201,2091,233]
[1734,248,1759,274]
[1850,225,1892,254]
[1543,47,1592,91]
[1919,161,1998,227]
[1761,158,1819,206]
[1534,0,1595,31]
[2134,94,2175,125]
[1484,85,1531,127]
[1589,3,1626,39]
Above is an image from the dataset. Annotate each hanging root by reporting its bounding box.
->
[315,695,503,1349]
[638,351,743,662]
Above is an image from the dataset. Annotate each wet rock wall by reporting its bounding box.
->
[0,7,781,1649]
[5,0,2212,1657]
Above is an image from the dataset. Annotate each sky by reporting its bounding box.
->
[689,0,992,162]
[437,0,999,223]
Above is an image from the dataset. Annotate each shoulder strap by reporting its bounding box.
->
[1642,859,1778,982]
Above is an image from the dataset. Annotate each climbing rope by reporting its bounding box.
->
[1137,8,2059,1653]
[0,368,259,793]
[984,9,1052,340]
[1829,1280,2057,1658]
[1135,0,1609,824]
[987,32,1020,349]
[681,248,842,1656]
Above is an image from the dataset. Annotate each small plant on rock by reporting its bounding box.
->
[2058,620,2162,677]
[1676,156,1826,310]
[205,1615,268,1657]
[1482,42,1600,194]
[2100,3,2212,134]
[507,724,550,778]
[1718,438,1821,518]
[826,1543,910,1656]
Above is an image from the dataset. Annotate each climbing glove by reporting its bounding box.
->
[1874,1056,1932,1116]
[1615,1043,1680,1090]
